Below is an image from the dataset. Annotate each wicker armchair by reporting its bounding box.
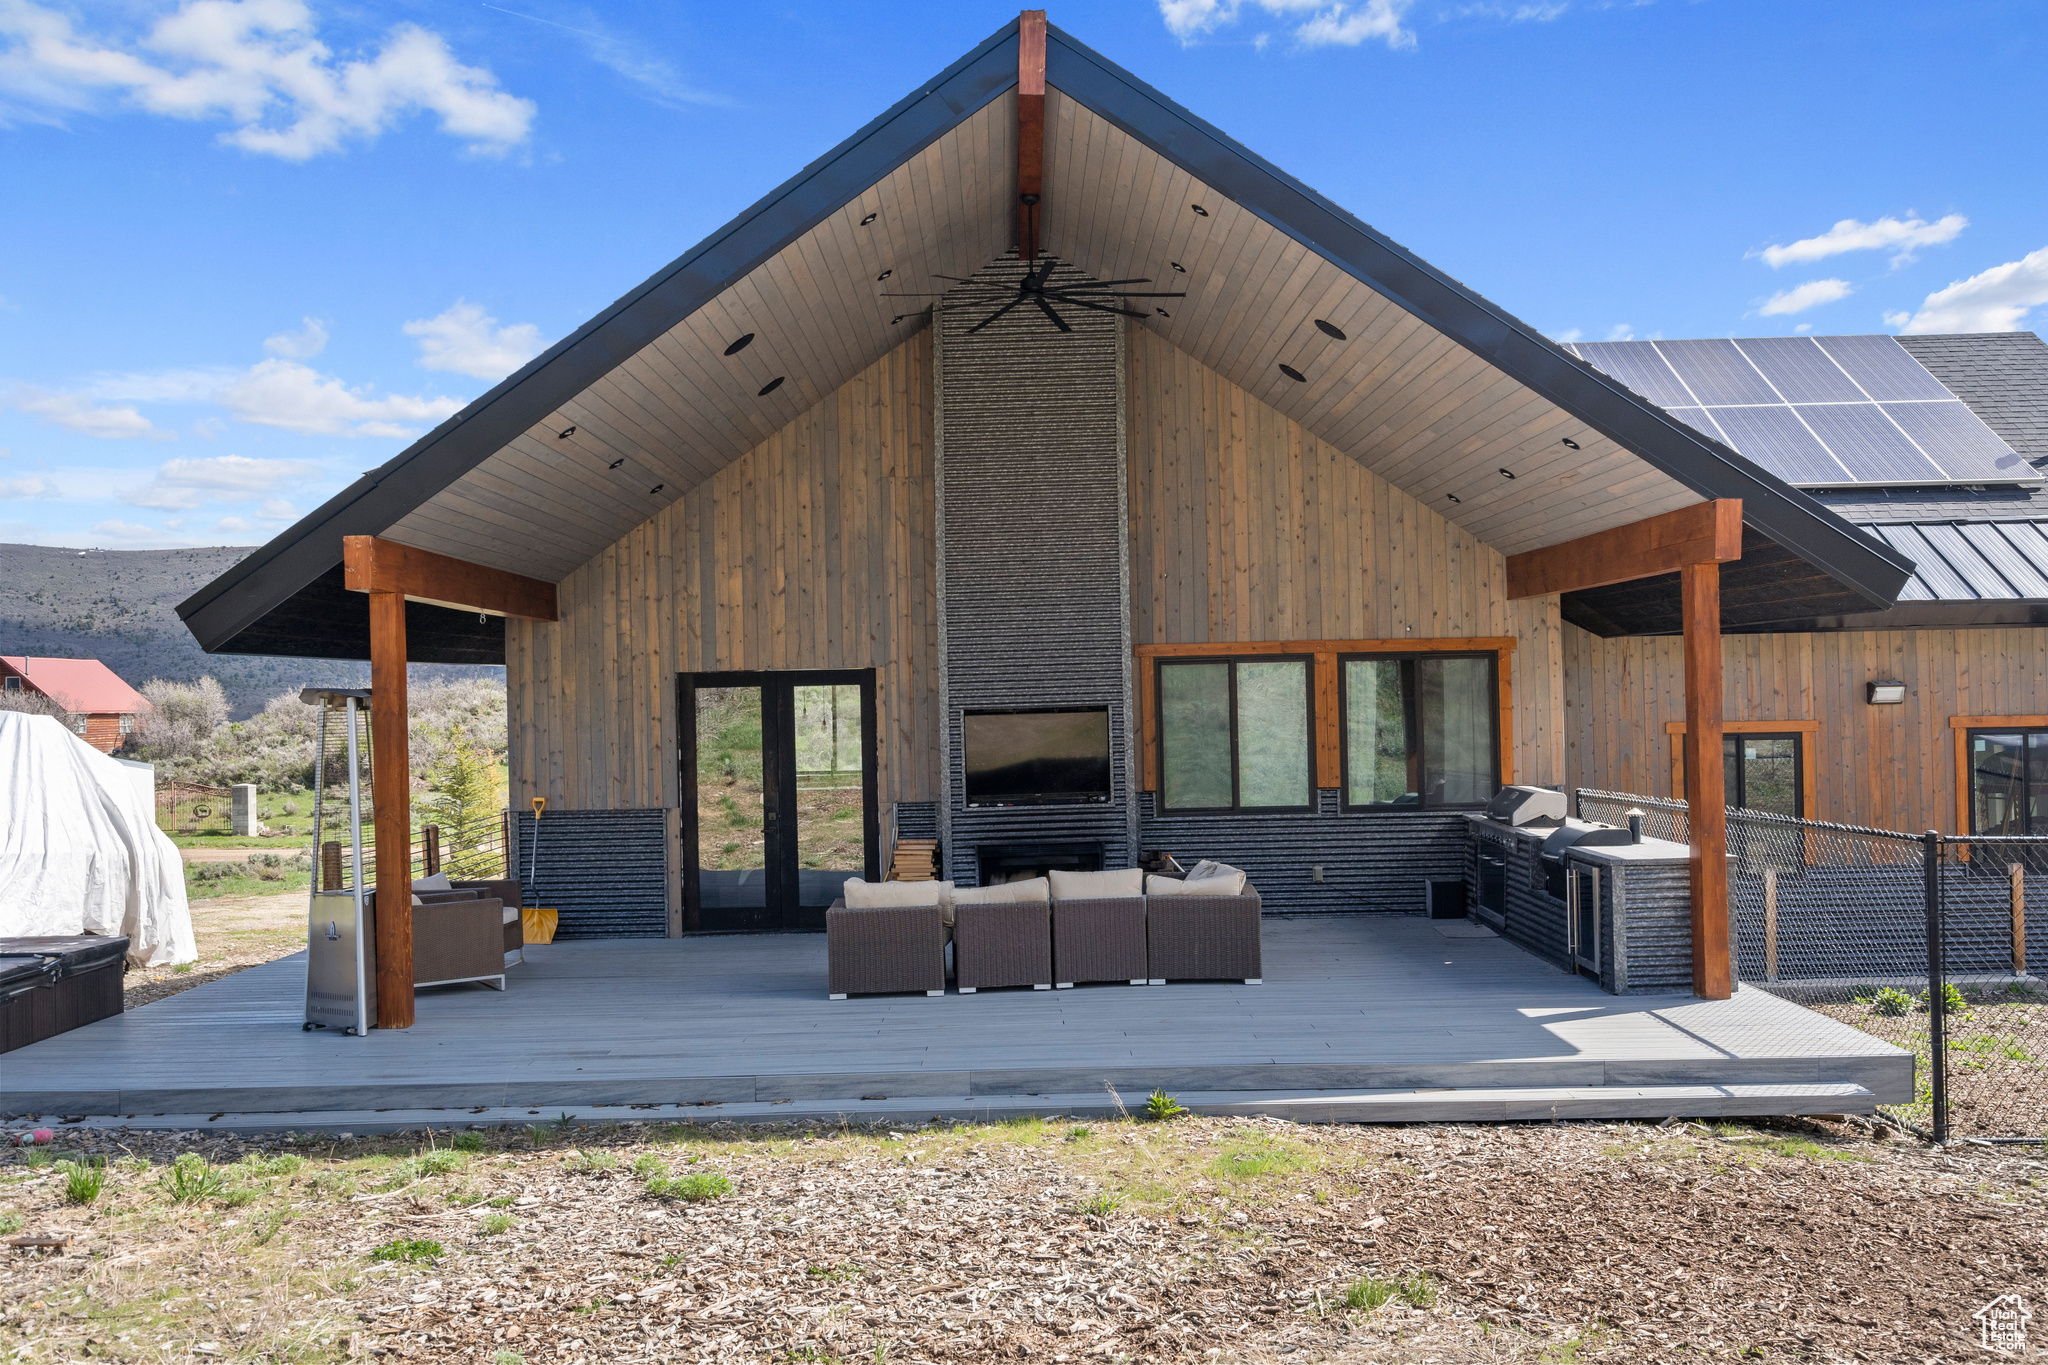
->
[451,879,526,962]
[954,899,1053,993]
[826,901,946,999]
[1145,882,1263,984]
[364,890,509,992]
[1051,897,1148,987]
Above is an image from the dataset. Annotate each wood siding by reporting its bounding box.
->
[506,331,940,811]
[1562,621,2048,832]
[1125,326,1564,787]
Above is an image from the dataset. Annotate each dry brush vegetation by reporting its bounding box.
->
[2,1111,2043,1363]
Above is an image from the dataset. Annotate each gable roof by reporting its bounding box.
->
[1,657,146,714]
[177,15,1912,662]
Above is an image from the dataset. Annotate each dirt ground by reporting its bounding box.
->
[1,1112,2042,1364]
[125,890,304,1009]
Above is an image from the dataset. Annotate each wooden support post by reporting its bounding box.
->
[1015,10,1046,261]
[369,590,414,1030]
[1681,560,1731,1000]
[1764,868,1778,983]
[2014,863,2027,977]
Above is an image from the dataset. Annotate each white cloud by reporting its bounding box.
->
[479,4,724,109]
[8,385,158,438]
[1755,214,1967,269]
[1895,245,2048,335]
[0,474,51,497]
[89,518,176,543]
[219,357,462,436]
[263,315,328,358]
[1551,328,1583,344]
[1604,324,1635,341]
[0,0,536,160]
[1448,2,1568,19]
[211,515,253,533]
[257,497,297,520]
[1159,0,1417,49]
[403,300,544,381]
[1758,278,1852,317]
[123,454,316,510]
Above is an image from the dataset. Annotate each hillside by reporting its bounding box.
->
[0,542,502,718]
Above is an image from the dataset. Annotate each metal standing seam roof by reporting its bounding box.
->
[1869,522,2048,603]
[0,657,147,714]
[173,14,1913,662]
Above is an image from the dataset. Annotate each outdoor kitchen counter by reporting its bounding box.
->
[1466,815,1693,995]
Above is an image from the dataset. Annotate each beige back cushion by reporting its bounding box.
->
[952,877,1049,906]
[1177,860,1248,896]
[1047,867,1144,900]
[842,878,952,909]
[414,872,453,892]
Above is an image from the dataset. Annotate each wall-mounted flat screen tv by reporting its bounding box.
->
[964,707,1112,807]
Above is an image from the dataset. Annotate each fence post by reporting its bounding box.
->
[1924,830,1948,1146]
[423,825,441,876]
[502,809,512,880]
[1764,868,1778,983]
[2014,863,2027,978]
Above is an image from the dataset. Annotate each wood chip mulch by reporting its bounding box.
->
[1,1114,2042,1363]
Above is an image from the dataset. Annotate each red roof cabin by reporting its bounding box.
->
[0,656,149,754]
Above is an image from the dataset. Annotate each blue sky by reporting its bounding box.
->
[2,0,2043,550]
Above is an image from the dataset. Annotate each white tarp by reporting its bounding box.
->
[0,712,196,967]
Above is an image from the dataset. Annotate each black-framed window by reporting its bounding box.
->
[1157,656,1313,811]
[1722,733,1802,818]
[1969,729,2048,835]
[1340,654,1498,809]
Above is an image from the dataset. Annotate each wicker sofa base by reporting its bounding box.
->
[954,899,1053,992]
[826,899,947,998]
[1051,897,1148,987]
[1145,884,1263,983]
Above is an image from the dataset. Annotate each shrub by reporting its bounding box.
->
[1078,1191,1120,1217]
[1143,1089,1188,1122]
[0,1212,22,1235]
[59,1159,107,1205]
[1343,1271,1436,1313]
[1867,987,1913,1017]
[1920,982,1972,1017]
[480,1213,514,1236]
[645,1171,732,1202]
[369,1238,443,1264]
[452,1132,486,1153]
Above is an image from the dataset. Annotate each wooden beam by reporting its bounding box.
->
[1681,560,1731,1001]
[1507,499,1742,600]
[1016,9,1046,261]
[368,590,414,1030]
[343,535,557,621]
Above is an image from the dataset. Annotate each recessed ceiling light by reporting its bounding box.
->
[876,269,892,282]
[1446,493,1462,504]
[1314,319,1347,341]
[557,425,576,439]
[1155,308,1171,318]
[649,484,664,496]
[1278,364,1306,383]
[1170,262,1187,273]
[609,459,624,470]
[1498,467,1515,479]
[1560,437,1581,450]
[890,314,907,325]
[860,212,878,226]
[724,334,754,357]
[758,377,785,396]
[1191,204,1209,217]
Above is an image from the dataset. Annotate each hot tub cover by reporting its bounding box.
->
[0,713,195,967]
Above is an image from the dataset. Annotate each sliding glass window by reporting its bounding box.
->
[1969,729,2048,835]
[1341,654,1498,810]
[1157,658,1312,811]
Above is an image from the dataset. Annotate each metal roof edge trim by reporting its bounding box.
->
[176,18,1025,653]
[1043,25,1912,612]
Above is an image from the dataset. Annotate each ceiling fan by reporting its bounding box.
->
[881,11,1182,336]
[888,257,1182,334]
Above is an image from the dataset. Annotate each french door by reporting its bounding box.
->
[679,670,879,932]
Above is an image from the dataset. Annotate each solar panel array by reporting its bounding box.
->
[1564,335,2034,488]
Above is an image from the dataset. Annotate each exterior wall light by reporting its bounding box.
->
[1867,680,1907,705]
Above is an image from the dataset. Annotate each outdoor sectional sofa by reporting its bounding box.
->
[825,870,1261,999]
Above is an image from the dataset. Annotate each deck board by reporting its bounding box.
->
[1,917,1907,1118]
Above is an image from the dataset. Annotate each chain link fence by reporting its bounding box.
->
[1576,788,2048,1145]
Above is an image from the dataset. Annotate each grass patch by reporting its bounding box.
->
[480,1212,514,1235]
[1208,1135,1317,1183]
[1065,1125,1093,1142]
[163,1153,227,1203]
[645,1171,732,1202]
[452,1132,486,1152]
[59,1158,107,1205]
[0,1212,21,1235]
[368,1238,443,1264]
[632,1154,667,1177]
[569,1151,618,1174]
[1078,1191,1121,1217]
[1143,1089,1188,1122]
[1343,1271,1437,1312]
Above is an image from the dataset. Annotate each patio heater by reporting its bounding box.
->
[302,687,374,1036]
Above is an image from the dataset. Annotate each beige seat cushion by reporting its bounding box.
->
[503,906,521,925]
[951,876,1049,905]
[1047,867,1144,900]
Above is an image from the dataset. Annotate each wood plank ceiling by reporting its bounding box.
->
[382,88,1702,583]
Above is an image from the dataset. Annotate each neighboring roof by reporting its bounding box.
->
[1565,332,2048,633]
[0,657,147,714]
[178,15,1910,661]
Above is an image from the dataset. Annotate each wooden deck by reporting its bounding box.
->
[1,917,1910,1130]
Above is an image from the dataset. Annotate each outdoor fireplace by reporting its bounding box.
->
[977,841,1104,885]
